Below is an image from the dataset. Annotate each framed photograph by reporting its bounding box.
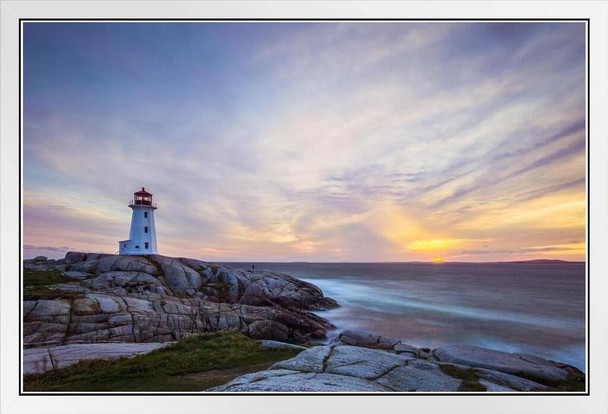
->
[1,1,606,413]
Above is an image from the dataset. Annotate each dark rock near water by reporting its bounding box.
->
[332,329,420,356]
[53,253,338,310]
[432,344,573,383]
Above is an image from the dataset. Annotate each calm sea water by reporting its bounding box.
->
[222,262,586,371]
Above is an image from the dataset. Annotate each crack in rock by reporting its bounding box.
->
[321,345,336,373]
[370,359,410,382]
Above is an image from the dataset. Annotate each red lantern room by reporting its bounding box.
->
[133,187,153,206]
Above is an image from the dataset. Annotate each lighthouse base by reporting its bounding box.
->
[119,239,158,255]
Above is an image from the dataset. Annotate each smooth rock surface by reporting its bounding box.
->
[209,330,579,393]
[209,345,459,392]
[23,342,170,374]
[433,344,571,383]
[259,340,306,351]
[212,370,392,392]
[374,360,462,391]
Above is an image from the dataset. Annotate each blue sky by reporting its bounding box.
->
[23,22,586,261]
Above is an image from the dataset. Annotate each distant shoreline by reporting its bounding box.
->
[22,253,585,265]
[220,259,585,265]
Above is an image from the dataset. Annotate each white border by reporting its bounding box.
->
[2,1,607,414]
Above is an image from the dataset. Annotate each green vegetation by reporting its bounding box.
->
[438,364,487,392]
[531,371,586,392]
[213,282,230,300]
[23,331,302,392]
[23,268,85,301]
[438,363,586,392]
[143,256,164,277]
[23,286,84,301]
[23,268,78,287]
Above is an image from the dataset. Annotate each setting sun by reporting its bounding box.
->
[433,257,444,263]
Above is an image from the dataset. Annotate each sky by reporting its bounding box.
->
[22,22,586,262]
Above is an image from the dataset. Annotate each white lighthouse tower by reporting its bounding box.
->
[118,187,158,255]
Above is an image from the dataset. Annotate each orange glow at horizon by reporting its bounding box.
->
[409,239,463,251]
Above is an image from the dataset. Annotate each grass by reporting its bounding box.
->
[23,331,303,392]
[23,286,84,301]
[23,268,85,301]
[438,364,487,392]
[23,268,79,287]
[438,363,586,392]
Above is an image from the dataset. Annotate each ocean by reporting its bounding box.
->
[222,261,586,372]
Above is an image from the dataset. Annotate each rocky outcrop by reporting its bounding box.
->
[23,253,337,347]
[209,330,584,392]
[432,344,573,384]
[26,253,337,310]
[24,294,332,346]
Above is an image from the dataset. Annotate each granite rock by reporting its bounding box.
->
[209,330,581,392]
[23,342,170,374]
[433,344,572,383]
[23,252,337,349]
[208,345,489,392]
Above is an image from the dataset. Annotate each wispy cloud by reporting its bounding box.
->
[22,22,586,261]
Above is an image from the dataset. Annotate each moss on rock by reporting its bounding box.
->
[438,363,487,392]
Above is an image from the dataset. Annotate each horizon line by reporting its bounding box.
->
[23,251,585,265]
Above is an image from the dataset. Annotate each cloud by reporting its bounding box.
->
[22,22,586,262]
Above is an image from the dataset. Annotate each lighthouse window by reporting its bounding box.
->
[144,212,148,218]
[145,242,149,249]
[123,244,126,248]
[144,226,148,233]
[135,245,140,249]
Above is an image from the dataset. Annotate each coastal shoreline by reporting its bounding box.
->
[22,252,585,392]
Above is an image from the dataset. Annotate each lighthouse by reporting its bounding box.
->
[118,187,158,255]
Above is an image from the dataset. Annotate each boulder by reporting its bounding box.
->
[65,252,87,264]
[63,271,91,280]
[94,256,158,275]
[333,329,420,355]
[334,329,380,346]
[433,344,571,384]
[246,320,290,342]
[67,260,98,273]
[394,343,420,355]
